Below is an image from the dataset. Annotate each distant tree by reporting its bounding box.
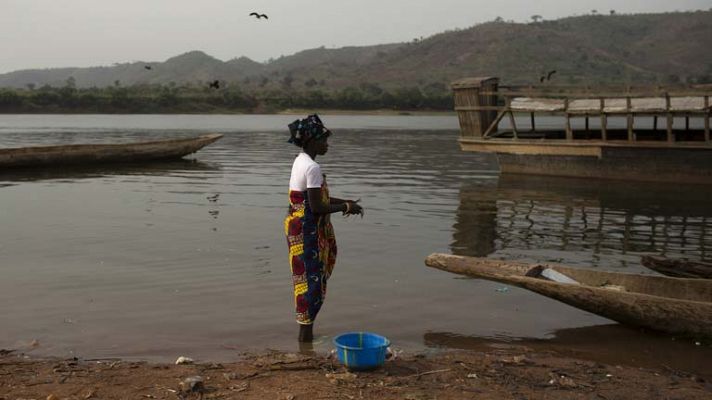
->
[304,78,318,88]
[0,89,23,109]
[359,82,383,97]
[65,76,76,89]
[610,9,616,15]
[531,15,543,23]
[281,74,294,89]
[494,16,504,23]
[114,80,121,87]
[667,74,681,84]
[25,83,36,91]
[591,9,598,15]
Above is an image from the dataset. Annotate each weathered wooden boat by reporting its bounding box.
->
[0,133,223,168]
[452,77,712,184]
[425,253,712,338]
[641,255,712,279]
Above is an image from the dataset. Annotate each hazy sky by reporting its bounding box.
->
[1,0,710,73]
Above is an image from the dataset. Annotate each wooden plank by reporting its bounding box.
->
[455,105,505,112]
[479,88,712,98]
[706,96,710,143]
[505,97,519,139]
[600,99,607,141]
[564,99,572,140]
[482,110,506,138]
[627,96,635,141]
[666,94,673,143]
[530,112,535,132]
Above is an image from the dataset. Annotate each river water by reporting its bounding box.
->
[1,114,710,373]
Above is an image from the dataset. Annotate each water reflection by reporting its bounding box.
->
[0,160,220,184]
[452,175,712,266]
[424,325,712,379]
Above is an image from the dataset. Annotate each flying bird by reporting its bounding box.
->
[209,80,220,89]
[539,69,557,83]
[144,65,152,70]
[249,12,268,19]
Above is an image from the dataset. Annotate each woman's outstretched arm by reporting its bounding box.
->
[308,189,363,216]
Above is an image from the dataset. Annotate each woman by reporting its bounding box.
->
[284,114,364,342]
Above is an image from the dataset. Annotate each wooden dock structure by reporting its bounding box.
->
[452,77,712,184]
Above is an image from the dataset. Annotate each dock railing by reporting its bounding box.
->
[452,77,712,144]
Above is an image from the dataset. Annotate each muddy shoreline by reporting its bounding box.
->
[2,346,711,400]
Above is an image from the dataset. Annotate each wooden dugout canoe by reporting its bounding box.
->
[0,133,223,168]
[425,253,712,338]
[641,255,712,279]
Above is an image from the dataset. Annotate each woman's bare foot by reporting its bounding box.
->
[298,324,313,342]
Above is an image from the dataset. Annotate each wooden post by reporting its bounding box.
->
[653,116,658,131]
[530,112,535,132]
[685,116,690,132]
[482,110,507,138]
[705,96,710,143]
[600,98,607,141]
[626,96,634,141]
[565,98,572,141]
[666,93,673,142]
[506,97,518,139]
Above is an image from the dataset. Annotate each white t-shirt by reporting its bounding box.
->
[289,152,323,191]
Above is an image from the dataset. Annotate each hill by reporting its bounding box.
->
[0,10,710,92]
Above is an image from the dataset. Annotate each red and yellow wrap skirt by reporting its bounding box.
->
[284,179,337,324]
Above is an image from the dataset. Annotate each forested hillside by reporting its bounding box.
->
[0,10,710,112]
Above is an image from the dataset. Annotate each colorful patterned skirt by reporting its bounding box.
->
[284,181,337,324]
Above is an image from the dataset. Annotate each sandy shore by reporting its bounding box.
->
[2,347,710,400]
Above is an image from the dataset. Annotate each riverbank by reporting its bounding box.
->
[2,347,710,399]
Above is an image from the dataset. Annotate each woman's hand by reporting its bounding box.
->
[344,199,364,217]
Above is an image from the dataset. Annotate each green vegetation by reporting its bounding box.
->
[0,82,452,114]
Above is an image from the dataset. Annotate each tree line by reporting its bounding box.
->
[0,82,453,113]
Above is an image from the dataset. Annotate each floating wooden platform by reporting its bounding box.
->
[425,253,712,338]
[0,133,223,168]
[452,77,712,184]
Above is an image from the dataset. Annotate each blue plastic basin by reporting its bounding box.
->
[333,332,390,371]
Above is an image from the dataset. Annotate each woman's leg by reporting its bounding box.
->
[298,323,313,342]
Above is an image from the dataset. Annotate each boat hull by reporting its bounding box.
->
[425,253,712,338]
[0,133,223,168]
[461,139,712,184]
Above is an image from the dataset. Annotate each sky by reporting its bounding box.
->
[1,0,710,73]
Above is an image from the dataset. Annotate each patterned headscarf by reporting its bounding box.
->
[287,114,331,147]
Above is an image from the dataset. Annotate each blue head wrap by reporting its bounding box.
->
[287,114,331,147]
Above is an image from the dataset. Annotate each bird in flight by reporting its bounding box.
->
[249,12,268,19]
[209,80,220,89]
[539,70,557,83]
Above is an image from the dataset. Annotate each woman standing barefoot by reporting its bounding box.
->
[284,115,364,342]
